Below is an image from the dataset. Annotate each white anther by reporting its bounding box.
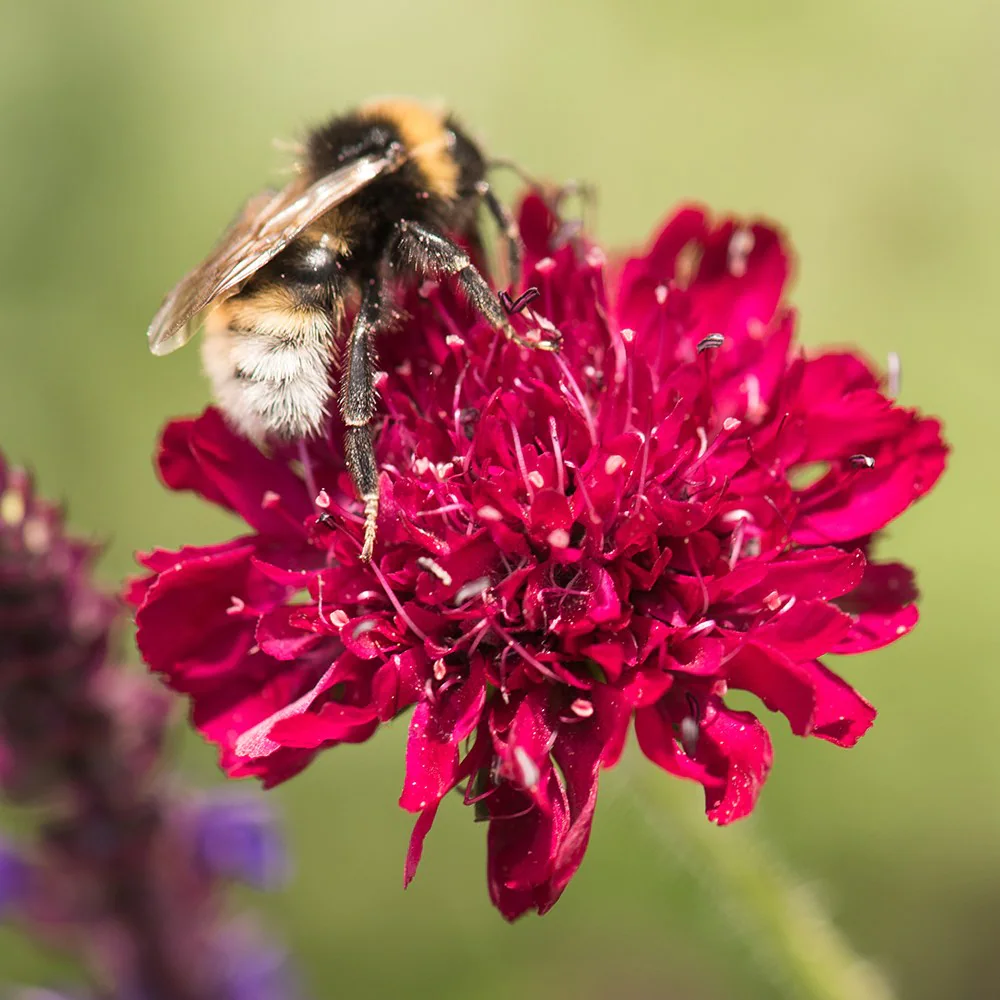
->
[514,746,541,789]
[0,490,24,526]
[888,351,901,398]
[417,557,453,587]
[547,528,570,549]
[727,227,755,277]
[680,717,700,757]
[454,576,490,605]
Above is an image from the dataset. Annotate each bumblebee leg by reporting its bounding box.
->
[486,157,541,190]
[475,179,522,289]
[551,180,598,250]
[391,220,559,352]
[340,277,387,562]
[486,162,597,249]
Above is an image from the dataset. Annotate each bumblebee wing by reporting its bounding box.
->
[147,148,404,356]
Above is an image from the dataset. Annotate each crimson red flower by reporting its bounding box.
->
[129,194,947,919]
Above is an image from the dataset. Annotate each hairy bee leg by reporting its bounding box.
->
[475,179,522,289]
[341,278,387,562]
[391,220,559,351]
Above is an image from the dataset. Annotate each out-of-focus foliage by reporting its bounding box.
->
[0,1,994,997]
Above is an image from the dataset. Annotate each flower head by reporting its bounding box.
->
[130,193,947,919]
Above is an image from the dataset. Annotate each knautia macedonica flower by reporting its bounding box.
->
[0,454,299,999]
[129,193,947,919]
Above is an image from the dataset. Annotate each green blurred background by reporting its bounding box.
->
[0,0,995,997]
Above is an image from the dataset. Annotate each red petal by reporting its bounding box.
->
[753,599,854,661]
[256,606,326,661]
[135,543,261,683]
[158,409,312,535]
[635,696,773,824]
[400,668,487,812]
[404,803,439,888]
[728,644,876,746]
[700,703,773,824]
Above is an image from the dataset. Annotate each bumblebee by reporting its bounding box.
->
[147,98,558,560]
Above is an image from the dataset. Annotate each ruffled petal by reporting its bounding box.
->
[728,644,876,746]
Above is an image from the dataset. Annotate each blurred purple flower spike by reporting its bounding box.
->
[0,839,29,917]
[193,794,288,890]
[0,449,306,999]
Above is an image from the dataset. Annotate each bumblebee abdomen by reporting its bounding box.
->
[201,289,335,442]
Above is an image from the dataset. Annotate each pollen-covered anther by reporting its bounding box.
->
[352,619,377,639]
[654,284,668,305]
[315,489,331,509]
[22,518,50,553]
[888,351,901,398]
[570,698,594,718]
[742,373,767,421]
[697,333,725,353]
[261,490,281,509]
[528,471,545,489]
[686,618,716,638]
[679,716,700,757]
[477,504,503,522]
[763,590,782,611]
[604,454,626,475]
[453,576,490,606]
[0,488,24,526]
[850,454,876,469]
[417,557,453,587]
[513,746,541,790]
[432,659,447,681]
[226,596,246,616]
[621,327,635,343]
[547,528,570,549]
[727,227,755,277]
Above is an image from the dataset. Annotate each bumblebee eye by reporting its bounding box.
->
[285,243,338,283]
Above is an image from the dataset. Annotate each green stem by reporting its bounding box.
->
[629,771,894,1000]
